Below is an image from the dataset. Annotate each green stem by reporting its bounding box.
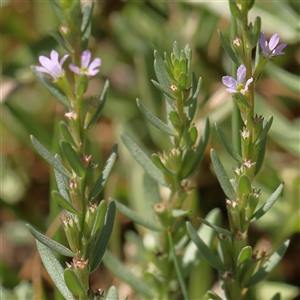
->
[167,228,189,300]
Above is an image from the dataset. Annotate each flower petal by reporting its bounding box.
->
[89,58,101,70]
[272,43,287,56]
[269,34,280,51]
[35,66,49,73]
[50,50,59,64]
[39,56,53,71]
[60,54,69,66]
[222,76,237,90]
[81,50,91,68]
[236,65,246,83]
[69,64,82,75]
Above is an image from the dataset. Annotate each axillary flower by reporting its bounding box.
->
[35,50,69,81]
[222,65,253,95]
[259,32,287,58]
[69,50,101,77]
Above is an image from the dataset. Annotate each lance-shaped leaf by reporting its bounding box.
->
[27,224,75,257]
[48,29,70,53]
[60,141,85,177]
[31,66,71,108]
[86,79,109,130]
[197,217,233,238]
[90,200,107,238]
[89,144,118,201]
[180,118,210,178]
[211,149,236,200]
[64,269,86,296]
[54,154,70,202]
[103,251,156,299]
[218,30,241,66]
[81,1,95,37]
[239,175,252,195]
[30,135,71,178]
[236,246,252,282]
[245,239,290,288]
[136,98,175,136]
[36,241,73,300]
[205,291,223,300]
[106,286,119,300]
[121,132,168,186]
[255,116,273,145]
[255,135,267,175]
[186,221,227,272]
[215,122,241,163]
[91,201,116,272]
[49,0,65,23]
[250,183,284,222]
[59,121,76,147]
[185,74,202,107]
[51,191,81,215]
[114,199,163,231]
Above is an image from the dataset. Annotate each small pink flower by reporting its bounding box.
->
[35,50,69,80]
[222,65,253,95]
[69,50,101,77]
[259,32,287,58]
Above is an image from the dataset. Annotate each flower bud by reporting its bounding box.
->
[83,204,98,239]
[69,177,83,212]
[62,215,80,253]
[70,255,90,291]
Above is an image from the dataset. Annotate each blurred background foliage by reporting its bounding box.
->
[1,0,299,299]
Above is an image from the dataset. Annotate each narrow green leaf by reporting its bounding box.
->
[59,121,76,147]
[255,116,273,145]
[48,29,70,53]
[89,144,118,200]
[172,209,192,218]
[186,221,227,272]
[91,201,116,272]
[188,126,198,144]
[206,291,223,300]
[86,79,109,130]
[183,44,191,76]
[185,75,202,107]
[237,246,252,267]
[114,199,163,231]
[173,41,180,59]
[27,224,75,257]
[152,153,176,176]
[49,0,65,23]
[64,269,86,296]
[51,191,81,215]
[54,154,70,202]
[250,183,284,222]
[197,217,233,238]
[136,98,175,136]
[60,141,86,177]
[151,80,176,100]
[103,251,155,299]
[178,72,187,90]
[238,175,252,195]
[255,135,267,175]
[218,30,240,65]
[30,135,71,178]
[106,286,119,300]
[90,200,107,238]
[81,2,94,36]
[211,149,236,200]
[246,239,290,288]
[36,241,73,300]
[31,66,71,108]
[215,122,241,162]
[120,132,168,186]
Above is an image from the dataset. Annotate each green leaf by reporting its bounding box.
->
[238,175,252,195]
[215,122,241,162]
[185,74,202,107]
[31,66,71,108]
[106,286,119,300]
[36,241,73,300]
[64,269,86,296]
[114,199,163,231]
[183,208,221,276]
[136,98,175,136]
[188,126,198,144]
[49,0,65,23]
[51,191,81,215]
[26,224,75,257]
[250,183,284,222]
[60,141,86,177]
[152,153,176,176]
[81,2,95,36]
[103,251,155,299]
[218,30,241,65]
[120,132,168,186]
[48,29,70,53]
[54,154,70,202]
[90,200,107,238]
[246,239,290,288]
[237,246,252,266]
[30,135,71,178]
[197,217,233,238]
[186,221,227,272]
[89,144,118,201]
[210,149,236,200]
[59,121,76,147]
[206,291,223,300]
[91,201,116,272]
[256,116,273,145]
[172,209,192,218]
[255,135,267,175]
[151,79,176,100]
[86,79,109,130]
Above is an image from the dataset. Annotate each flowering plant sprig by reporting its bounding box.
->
[27,1,119,299]
[187,1,290,299]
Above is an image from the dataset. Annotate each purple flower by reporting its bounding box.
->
[222,65,253,95]
[69,50,101,77]
[35,50,69,80]
[259,32,287,58]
